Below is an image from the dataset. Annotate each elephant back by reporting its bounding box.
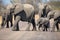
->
[14,3,23,14]
[39,17,49,24]
[47,10,55,19]
[23,4,34,18]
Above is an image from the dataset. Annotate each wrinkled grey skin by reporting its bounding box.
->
[1,4,15,28]
[38,3,60,31]
[12,3,36,31]
[6,5,16,28]
[47,10,60,31]
[1,9,7,28]
[36,3,51,31]
[37,17,49,31]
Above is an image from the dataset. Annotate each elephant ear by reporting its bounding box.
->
[14,3,23,14]
[38,3,45,17]
[23,4,34,17]
[38,3,45,10]
[46,5,52,14]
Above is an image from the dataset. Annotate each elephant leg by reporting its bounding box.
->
[46,21,50,32]
[38,24,42,31]
[45,26,48,31]
[43,26,45,31]
[11,20,13,27]
[50,18,55,32]
[12,16,20,31]
[43,24,48,31]
[16,22,19,31]
[56,21,59,31]
[1,17,5,28]
[6,15,10,28]
[32,19,36,31]
[10,18,13,27]
[6,20,9,28]
[46,21,50,31]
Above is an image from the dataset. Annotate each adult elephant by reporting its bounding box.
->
[1,4,15,28]
[42,4,53,17]
[1,9,8,28]
[12,3,36,31]
[6,4,16,28]
[47,10,60,31]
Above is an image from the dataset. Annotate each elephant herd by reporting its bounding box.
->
[1,3,60,32]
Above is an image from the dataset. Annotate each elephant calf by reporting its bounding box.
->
[37,17,50,31]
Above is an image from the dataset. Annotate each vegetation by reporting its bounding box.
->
[48,1,60,10]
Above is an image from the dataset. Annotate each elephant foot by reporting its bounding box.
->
[43,28,48,31]
[6,27,9,28]
[57,30,60,32]
[32,28,36,31]
[46,29,48,31]
[43,29,45,31]
[12,27,19,31]
[12,29,19,31]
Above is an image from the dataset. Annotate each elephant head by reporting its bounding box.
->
[6,4,17,15]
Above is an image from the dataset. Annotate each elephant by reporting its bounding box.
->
[40,4,52,17]
[37,17,49,31]
[36,3,51,31]
[6,4,16,28]
[37,3,60,31]
[1,9,7,28]
[47,10,60,31]
[1,4,15,28]
[12,3,36,31]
